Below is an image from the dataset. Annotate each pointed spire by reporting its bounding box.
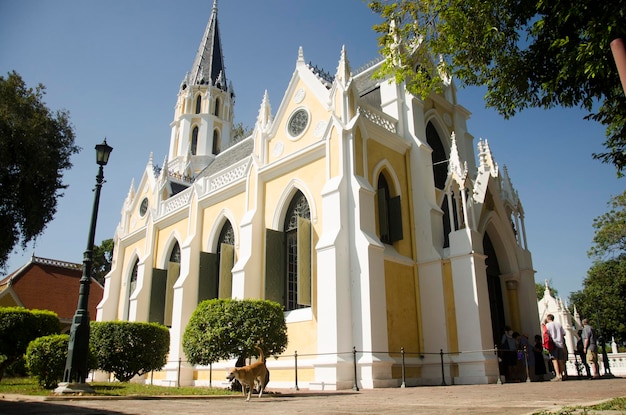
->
[257,90,272,129]
[189,0,227,89]
[478,139,498,175]
[297,46,305,67]
[335,45,351,85]
[448,132,466,181]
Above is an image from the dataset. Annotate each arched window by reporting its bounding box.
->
[191,126,198,156]
[148,241,180,326]
[426,122,451,247]
[164,242,180,327]
[212,129,221,155]
[264,190,312,311]
[214,97,220,116]
[125,259,139,320]
[195,95,202,114]
[377,173,403,244]
[426,122,448,190]
[198,221,235,302]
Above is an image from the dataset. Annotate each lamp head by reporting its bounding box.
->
[95,138,113,166]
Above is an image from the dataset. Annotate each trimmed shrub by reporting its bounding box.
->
[91,321,169,382]
[25,334,69,389]
[0,307,60,380]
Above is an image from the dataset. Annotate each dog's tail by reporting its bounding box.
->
[255,345,265,363]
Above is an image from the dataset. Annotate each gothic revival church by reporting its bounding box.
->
[98,2,539,388]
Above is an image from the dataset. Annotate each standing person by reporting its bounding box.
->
[576,329,591,378]
[581,319,600,378]
[545,314,566,381]
[533,334,548,381]
[500,326,517,382]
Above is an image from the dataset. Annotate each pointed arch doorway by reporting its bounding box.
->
[484,232,506,347]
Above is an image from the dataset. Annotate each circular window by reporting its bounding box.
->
[287,108,309,138]
[139,198,149,217]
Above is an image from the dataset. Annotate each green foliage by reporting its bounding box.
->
[24,334,96,389]
[588,190,626,260]
[183,299,288,365]
[570,256,626,342]
[232,121,253,144]
[0,71,80,269]
[0,307,60,380]
[91,238,114,285]
[368,0,626,174]
[25,334,69,389]
[90,321,169,382]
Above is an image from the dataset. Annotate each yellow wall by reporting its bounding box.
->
[385,260,419,352]
[154,219,190,267]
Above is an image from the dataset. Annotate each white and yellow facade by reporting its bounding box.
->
[98,3,539,388]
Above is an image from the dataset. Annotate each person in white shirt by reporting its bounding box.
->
[546,314,566,380]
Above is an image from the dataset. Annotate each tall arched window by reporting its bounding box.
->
[214,97,220,116]
[164,242,180,326]
[195,95,202,114]
[377,173,403,244]
[212,129,221,155]
[426,122,448,190]
[124,259,139,320]
[199,221,235,302]
[426,122,451,247]
[265,190,312,311]
[191,126,198,155]
[148,241,181,326]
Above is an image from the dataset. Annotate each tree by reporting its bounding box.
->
[0,71,80,270]
[0,307,60,380]
[90,321,169,382]
[570,190,626,342]
[91,238,114,285]
[232,121,253,144]
[570,257,626,342]
[183,299,288,366]
[588,190,626,260]
[368,1,626,174]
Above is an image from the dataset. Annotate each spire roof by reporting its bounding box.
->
[189,0,226,89]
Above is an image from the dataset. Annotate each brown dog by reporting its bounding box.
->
[226,346,267,401]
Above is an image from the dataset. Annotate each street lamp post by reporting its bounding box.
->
[55,139,112,394]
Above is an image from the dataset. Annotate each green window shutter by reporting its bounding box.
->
[198,252,218,303]
[219,243,234,299]
[377,189,390,242]
[164,262,180,327]
[297,217,311,306]
[389,195,404,242]
[265,229,285,305]
[149,268,167,324]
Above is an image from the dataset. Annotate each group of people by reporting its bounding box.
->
[499,314,600,382]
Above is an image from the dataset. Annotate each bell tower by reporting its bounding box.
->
[167,0,234,177]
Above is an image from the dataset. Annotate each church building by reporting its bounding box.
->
[98,2,539,388]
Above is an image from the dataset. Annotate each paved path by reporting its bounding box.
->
[1,377,625,415]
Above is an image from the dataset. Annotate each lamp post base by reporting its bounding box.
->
[54,382,95,395]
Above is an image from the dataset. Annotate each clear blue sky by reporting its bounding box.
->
[1,0,622,300]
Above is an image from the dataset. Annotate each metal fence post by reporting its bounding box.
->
[440,349,447,386]
[294,350,300,391]
[524,345,530,383]
[401,347,406,388]
[495,344,502,385]
[352,347,360,391]
[177,358,181,387]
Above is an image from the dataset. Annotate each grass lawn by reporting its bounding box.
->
[0,376,237,396]
[533,397,626,414]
